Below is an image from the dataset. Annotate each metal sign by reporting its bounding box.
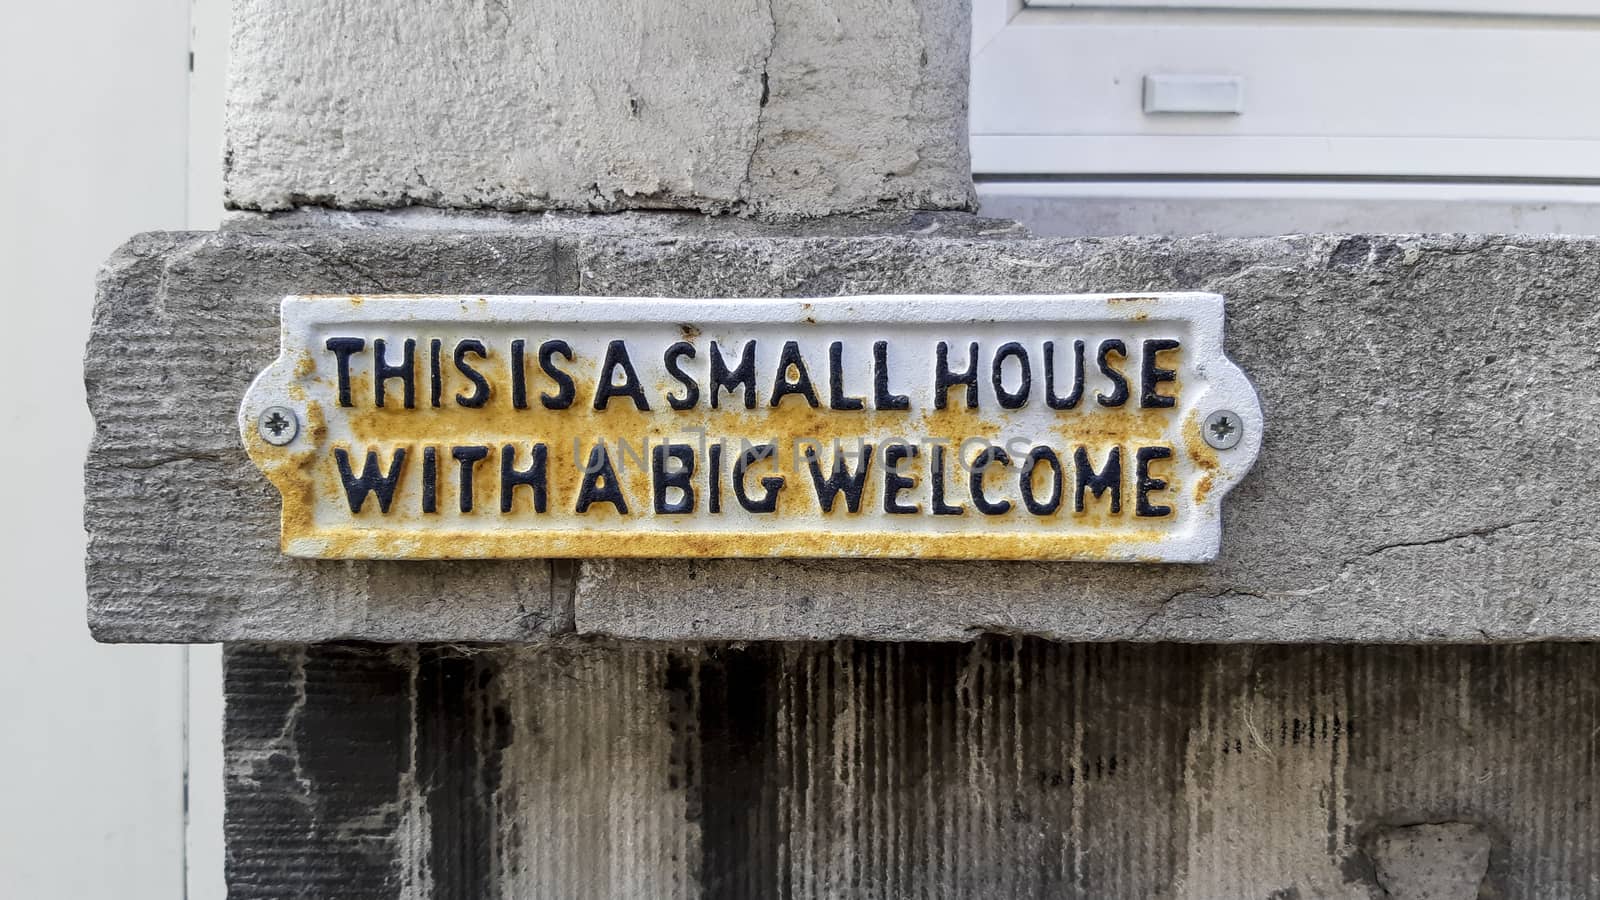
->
[239,294,1261,561]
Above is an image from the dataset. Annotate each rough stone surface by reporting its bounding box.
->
[1367,824,1493,900]
[573,230,1600,643]
[226,639,1600,897]
[84,230,570,642]
[86,222,1600,642]
[224,0,974,218]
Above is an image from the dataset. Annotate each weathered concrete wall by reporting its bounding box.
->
[225,639,1600,898]
[85,220,1600,643]
[224,0,974,218]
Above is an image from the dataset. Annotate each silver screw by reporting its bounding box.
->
[1202,409,1243,450]
[258,406,299,446]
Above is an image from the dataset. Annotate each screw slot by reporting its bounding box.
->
[258,406,299,446]
[1202,409,1243,450]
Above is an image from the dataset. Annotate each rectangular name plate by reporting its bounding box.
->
[239,294,1261,561]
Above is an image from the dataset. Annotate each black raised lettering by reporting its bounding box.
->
[664,341,700,410]
[454,339,490,408]
[708,443,724,513]
[770,340,820,408]
[1020,446,1063,515]
[710,340,757,409]
[828,341,865,411]
[969,447,1012,516]
[882,443,919,514]
[733,443,783,513]
[806,443,874,513]
[538,340,575,410]
[1136,445,1174,517]
[652,443,696,514]
[1074,446,1122,513]
[929,444,964,516]
[594,340,650,411]
[991,341,1032,410]
[1044,340,1085,410]
[421,446,438,514]
[452,445,490,513]
[501,443,548,514]
[334,446,407,514]
[373,338,416,409]
[935,341,979,410]
[1096,339,1129,408]
[325,337,365,408]
[576,444,629,514]
[873,341,910,410]
[429,338,444,408]
[511,339,530,410]
[1140,339,1180,409]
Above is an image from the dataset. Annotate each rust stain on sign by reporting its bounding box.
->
[239,294,1262,561]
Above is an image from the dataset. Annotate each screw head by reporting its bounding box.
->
[1202,409,1243,450]
[258,406,299,446]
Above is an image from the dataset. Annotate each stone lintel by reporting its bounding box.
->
[85,220,1600,642]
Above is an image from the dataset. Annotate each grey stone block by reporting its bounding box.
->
[571,232,1600,642]
[1367,824,1493,900]
[85,230,571,642]
[224,0,974,218]
[84,220,1600,642]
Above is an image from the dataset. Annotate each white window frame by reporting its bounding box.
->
[970,0,1600,180]
[1026,0,1596,14]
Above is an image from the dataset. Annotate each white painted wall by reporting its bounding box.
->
[186,0,233,895]
[0,0,192,896]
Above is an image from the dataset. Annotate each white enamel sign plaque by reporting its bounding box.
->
[239,294,1262,561]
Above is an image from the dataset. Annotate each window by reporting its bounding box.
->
[972,0,1600,179]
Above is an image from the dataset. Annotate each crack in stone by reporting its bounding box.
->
[1352,518,1544,562]
[1258,519,1551,609]
[738,0,779,212]
[548,560,580,632]
[1134,588,1272,636]
[265,235,400,292]
[1130,520,1542,634]
[112,451,228,470]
